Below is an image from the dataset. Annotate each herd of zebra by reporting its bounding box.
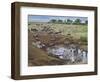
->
[30,24,87,65]
[32,40,87,64]
[46,45,88,64]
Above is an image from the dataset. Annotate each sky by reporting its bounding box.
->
[28,15,88,23]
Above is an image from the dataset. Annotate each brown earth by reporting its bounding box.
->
[28,31,64,66]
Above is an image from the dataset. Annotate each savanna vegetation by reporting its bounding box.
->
[28,18,88,66]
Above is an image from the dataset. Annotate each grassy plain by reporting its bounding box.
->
[28,22,88,66]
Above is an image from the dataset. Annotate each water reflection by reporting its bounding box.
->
[46,45,87,64]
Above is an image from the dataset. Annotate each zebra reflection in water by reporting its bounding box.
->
[47,45,87,64]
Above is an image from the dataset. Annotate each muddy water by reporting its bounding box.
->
[46,44,87,64]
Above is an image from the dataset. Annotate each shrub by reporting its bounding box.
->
[80,36,87,42]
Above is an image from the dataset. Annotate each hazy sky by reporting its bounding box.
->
[28,15,88,23]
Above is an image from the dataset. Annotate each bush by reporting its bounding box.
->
[80,36,87,42]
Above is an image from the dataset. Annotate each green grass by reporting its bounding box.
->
[51,24,87,39]
[29,23,87,40]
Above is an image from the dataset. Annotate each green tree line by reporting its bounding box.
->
[49,19,88,25]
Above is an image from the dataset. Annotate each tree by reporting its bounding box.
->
[66,19,73,24]
[73,19,81,25]
[85,20,88,25]
[57,19,63,23]
[50,19,57,23]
